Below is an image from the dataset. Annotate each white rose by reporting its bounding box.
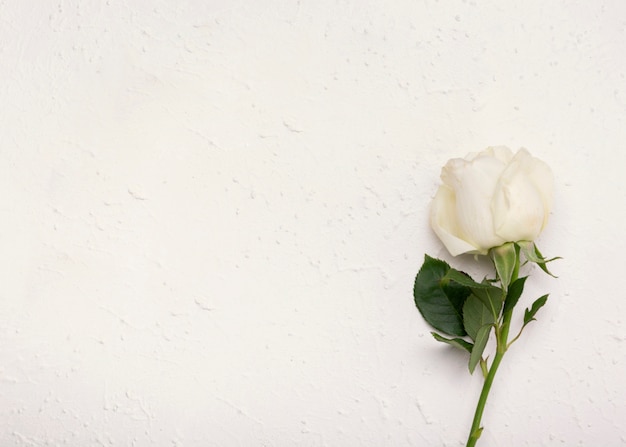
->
[430,146,554,256]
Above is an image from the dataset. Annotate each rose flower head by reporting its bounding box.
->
[430,146,554,256]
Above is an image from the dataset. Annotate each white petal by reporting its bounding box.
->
[430,185,478,256]
[492,149,551,241]
[482,146,514,164]
[447,154,507,252]
[523,149,554,229]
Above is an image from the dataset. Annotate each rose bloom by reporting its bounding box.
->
[430,146,554,256]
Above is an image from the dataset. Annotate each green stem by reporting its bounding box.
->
[466,350,504,447]
[466,311,513,447]
[500,310,513,352]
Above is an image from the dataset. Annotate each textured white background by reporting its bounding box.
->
[2,1,626,446]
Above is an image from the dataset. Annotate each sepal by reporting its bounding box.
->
[517,241,560,277]
[490,242,518,292]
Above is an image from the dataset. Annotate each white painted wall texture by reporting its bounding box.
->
[2,1,626,446]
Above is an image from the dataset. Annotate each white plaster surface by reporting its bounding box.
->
[1,1,626,446]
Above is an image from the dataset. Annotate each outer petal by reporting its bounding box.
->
[481,146,514,164]
[430,184,478,256]
[492,148,552,242]
[446,153,507,253]
[524,150,554,230]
